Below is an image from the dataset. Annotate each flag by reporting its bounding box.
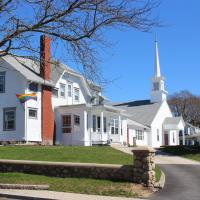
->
[16,93,37,104]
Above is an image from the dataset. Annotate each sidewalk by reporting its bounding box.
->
[0,189,147,200]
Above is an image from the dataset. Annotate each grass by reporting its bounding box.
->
[0,172,140,198]
[0,146,133,165]
[0,145,161,190]
[155,165,162,182]
[161,146,200,162]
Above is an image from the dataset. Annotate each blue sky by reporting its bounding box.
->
[15,1,200,102]
[91,0,200,102]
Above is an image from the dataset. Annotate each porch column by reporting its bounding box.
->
[182,130,185,145]
[177,130,180,145]
[118,115,122,143]
[88,111,93,146]
[83,111,88,146]
[101,112,104,140]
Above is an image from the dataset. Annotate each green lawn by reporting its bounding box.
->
[155,165,162,182]
[0,172,140,198]
[0,146,133,165]
[161,146,200,162]
[0,145,161,188]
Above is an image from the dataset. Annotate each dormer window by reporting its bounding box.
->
[29,82,38,92]
[0,72,5,93]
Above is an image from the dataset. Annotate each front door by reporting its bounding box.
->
[164,131,169,146]
[110,118,120,142]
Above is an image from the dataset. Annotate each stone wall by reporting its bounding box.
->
[0,160,133,182]
[0,147,156,186]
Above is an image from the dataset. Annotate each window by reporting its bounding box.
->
[62,115,71,133]
[0,72,5,93]
[74,88,79,101]
[103,117,107,133]
[157,129,159,141]
[153,82,159,91]
[52,88,58,98]
[93,115,96,132]
[29,82,38,92]
[68,84,72,97]
[74,115,80,126]
[111,119,119,134]
[28,108,37,119]
[3,108,16,131]
[136,130,144,140]
[97,116,101,132]
[60,83,66,98]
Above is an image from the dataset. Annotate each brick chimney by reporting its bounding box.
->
[40,35,54,145]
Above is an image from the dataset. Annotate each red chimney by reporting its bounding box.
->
[40,35,54,145]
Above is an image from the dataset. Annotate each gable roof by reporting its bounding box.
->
[113,100,162,126]
[1,55,96,96]
[163,117,183,125]
[1,55,54,86]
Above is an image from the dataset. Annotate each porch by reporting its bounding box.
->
[89,104,126,145]
[163,117,185,146]
[55,104,127,146]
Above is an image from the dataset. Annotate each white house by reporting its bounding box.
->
[0,35,128,146]
[181,123,200,146]
[0,35,185,147]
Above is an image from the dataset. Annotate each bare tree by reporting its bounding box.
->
[0,0,160,81]
[168,90,200,127]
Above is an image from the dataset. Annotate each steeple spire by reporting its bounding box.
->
[150,37,167,103]
[154,39,161,77]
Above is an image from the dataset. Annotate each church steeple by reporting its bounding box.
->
[150,39,168,103]
[154,40,161,77]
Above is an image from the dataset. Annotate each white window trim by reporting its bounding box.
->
[74,87,80,102]
[60,83,66,98]
[68,83,72,97]
[111,118,119,135]
[3,107,16,131]
[28,108,38,119]
[136,130,144,140]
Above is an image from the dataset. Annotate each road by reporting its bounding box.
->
[151,151,200,200]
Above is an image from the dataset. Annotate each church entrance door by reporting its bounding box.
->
[164,131,169,145]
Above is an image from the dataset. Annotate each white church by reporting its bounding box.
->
[113,41,185,147]
[0,35,185,147]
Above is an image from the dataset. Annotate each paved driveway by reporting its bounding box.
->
[151,151,200,200]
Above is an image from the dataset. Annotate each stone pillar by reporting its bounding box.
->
[132,147,156,187]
